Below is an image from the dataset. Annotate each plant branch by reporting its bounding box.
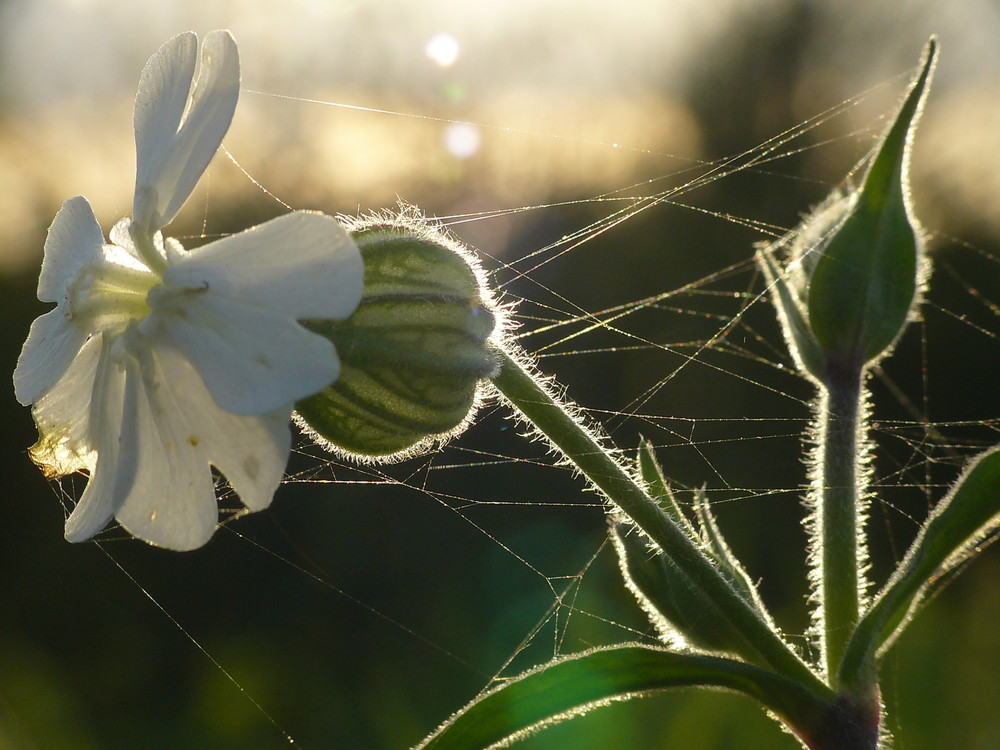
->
[490,345,828,696]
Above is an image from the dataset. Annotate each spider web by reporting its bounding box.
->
[45,64,1000,750]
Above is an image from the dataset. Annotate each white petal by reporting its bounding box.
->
[133,30,239,232]
[165,211,364,320]
[112,353,218,551]
[63,336,128,542]
[14,307,87,406]
[147,291,340,415]
[37,197,105,303]
[29,334,106,481]
[150,342,289,511]
[134,33,196,184]
[113,339,289,550]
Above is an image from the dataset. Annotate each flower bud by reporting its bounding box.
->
[296,212,501,461]
[759,39,936,381]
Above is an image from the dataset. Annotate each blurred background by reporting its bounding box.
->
[2,0,1000,748]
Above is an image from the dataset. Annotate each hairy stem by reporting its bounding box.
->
[813,363,868,683]
[491,346,829,697]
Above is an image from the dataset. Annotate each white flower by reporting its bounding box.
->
[13,31,364,550]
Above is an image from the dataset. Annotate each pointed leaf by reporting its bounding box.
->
[637,438,697,539]
[693,489,773,622]
[612,520,751,654]
[757,245,826,380]
[840,443,1000,693]
[416,645,834,750]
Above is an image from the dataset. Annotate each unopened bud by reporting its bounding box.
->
[759,39,936,380]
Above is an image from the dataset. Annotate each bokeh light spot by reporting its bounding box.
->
[425,32,459,67]
[443,122,480,159]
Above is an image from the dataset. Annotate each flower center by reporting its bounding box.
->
[67,254,160,335]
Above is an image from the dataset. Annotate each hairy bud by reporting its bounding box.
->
[759,39,935,381]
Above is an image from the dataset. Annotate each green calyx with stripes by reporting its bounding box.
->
[297,217,499,460]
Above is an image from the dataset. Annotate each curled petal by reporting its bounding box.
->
[112,338,290,550]
[37,196,105,303]
[14,307,86,406]
[165,211,364,321]
[133,30,239,233]
[29,334,107,481]
[64,337,128,542]
[146,290,341,415]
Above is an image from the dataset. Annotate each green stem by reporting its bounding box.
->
[491,346,828,697]
[815,363,866,683]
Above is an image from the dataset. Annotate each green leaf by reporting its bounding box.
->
[637,438,697,538]
[415,645,834,750]
[611,520,749,654]
[692,489,772,622]
[839,443,1000,694]
[626,446,775,655]
[806,38,937,369]
[756,244,826,380]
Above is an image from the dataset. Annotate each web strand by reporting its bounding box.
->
[63,58,1000,747]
